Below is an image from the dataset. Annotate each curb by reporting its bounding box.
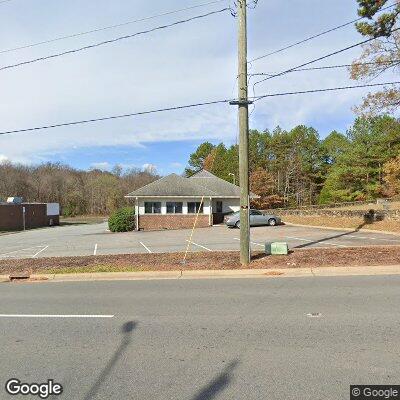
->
[284,222,400,236]
[2,265,400,283]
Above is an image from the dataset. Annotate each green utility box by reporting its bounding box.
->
[265,242,289,255]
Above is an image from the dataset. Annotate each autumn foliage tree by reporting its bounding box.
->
[250,168,283,209]
[383,153,400,196]
[186,116,400,208]
[351,0,400,114]
[0,162,158,216]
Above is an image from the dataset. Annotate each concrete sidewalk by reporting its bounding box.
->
[2,264,400,283]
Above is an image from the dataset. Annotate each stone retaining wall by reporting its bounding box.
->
[269,208,400,221]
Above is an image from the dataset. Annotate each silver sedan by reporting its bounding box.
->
[224,209,281,228]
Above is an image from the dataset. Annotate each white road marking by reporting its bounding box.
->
[0,314,114,319]
[32,245,49,258]
[140,242,152,253]
[346,235,372,240]
[285,236,347,248]
[234,238,264,247]
[185,240,212,251]
[346,234,400,242]
[0,245,44,258]
[93,243,98,256]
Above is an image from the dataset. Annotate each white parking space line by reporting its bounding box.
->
[32,245,49,258]
[94,243,98,256]
[140,242,152,253]
[285,236,347,248]
[0,314,114,319]
[0,245,44,258]
[185,240,212,251]
[234,238,264,247]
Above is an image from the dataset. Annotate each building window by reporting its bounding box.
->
[216,201,223,213]
[144,202,161,214]
[188,202,204,214]
[166,202,183,214]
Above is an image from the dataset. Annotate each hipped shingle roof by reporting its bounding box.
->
[126,170,259,198]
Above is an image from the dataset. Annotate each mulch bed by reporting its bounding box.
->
[0,246,399,275]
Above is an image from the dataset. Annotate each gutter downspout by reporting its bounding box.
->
[209,197,212,226]
[135,197,139,231]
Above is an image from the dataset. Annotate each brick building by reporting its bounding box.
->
[0,203,60,231]
[126,170,258,231]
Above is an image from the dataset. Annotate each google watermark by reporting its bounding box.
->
[5,379,63,399]
[351,385,400,400]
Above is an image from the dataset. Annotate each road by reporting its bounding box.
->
[1,275,399,399]
[0,221,399,259]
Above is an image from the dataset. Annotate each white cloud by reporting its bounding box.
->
[0,0,395,165]
[142,163,157,174]
[90,162,111,171]
[0,155,8,163]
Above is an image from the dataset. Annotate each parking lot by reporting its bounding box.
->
[0,221,399,260]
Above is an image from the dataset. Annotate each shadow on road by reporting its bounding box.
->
[293,221,369,249]
[83,321,137,400]
[190,360,239,400]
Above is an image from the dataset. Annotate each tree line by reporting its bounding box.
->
[185,115,400,209]
[0,163,158,216]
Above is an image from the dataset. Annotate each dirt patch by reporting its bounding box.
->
[283,215,400,233]
[60,215,106,225]
[0,246,399,275]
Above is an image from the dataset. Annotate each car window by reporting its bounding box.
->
[250,210,262,215]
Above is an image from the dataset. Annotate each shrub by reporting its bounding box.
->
[108,207,135,232]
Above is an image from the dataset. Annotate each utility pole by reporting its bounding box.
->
[230,0,251,265]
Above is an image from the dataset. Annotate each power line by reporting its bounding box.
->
[1,81,399,136]
[0,0,228,55]
[0,8,229,72]
[248,3,397,63]
[253,81,400,101]
[249,59,400,76]
[252,28,400,88]
[0,99,231,135]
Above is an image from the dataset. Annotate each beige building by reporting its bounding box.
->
[126,170,258,230]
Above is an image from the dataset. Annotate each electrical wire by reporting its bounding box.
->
[251,27,400,88]
[0,99,231,135]
[252,81,400,101]
[249,59,400,76]
[0,0,228,55]
[0,8,229,72]
[1,81,399,136]
[248,3,397,63]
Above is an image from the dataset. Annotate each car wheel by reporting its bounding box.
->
[235,221,240,229]
[268,218,277,226]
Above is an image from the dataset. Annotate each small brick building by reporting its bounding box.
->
[0,203,60,231]
[126,170,258,231]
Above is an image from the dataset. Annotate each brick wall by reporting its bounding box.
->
[0,205,23,230]
[138,214,211,231]
[0,204,60,231]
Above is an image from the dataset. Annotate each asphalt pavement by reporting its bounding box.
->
[1,275,399,399]
[0,221,399,259]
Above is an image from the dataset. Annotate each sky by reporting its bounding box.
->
[0,0,397,175]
